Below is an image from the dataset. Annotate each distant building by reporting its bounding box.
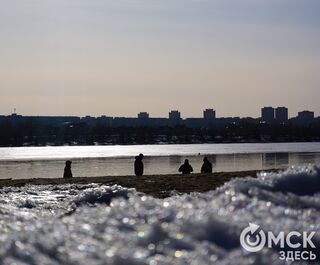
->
[261,107,275,123]
[148,118,169,127]
[214,117,241,128]
[203,109,216,120]
[96,116,113,127]
[275,107,288,123]
[185,118,204,128]
[138,112,149,119]
[169,110,181,120]
[169,110,181,126]
[23,116,81,126]
[137,112,150,126]
[298,111,314,120]
[82,116,96,126]
[297,111,314,124]
[113,117,137,127]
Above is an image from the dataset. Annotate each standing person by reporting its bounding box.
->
[63,160,73,178]
[179,159,193,175]
[134,153,144,176]
[201,157,213,174]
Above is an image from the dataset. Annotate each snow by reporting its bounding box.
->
[0,165,319,264]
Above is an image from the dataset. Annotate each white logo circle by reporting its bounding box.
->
[240,223,266,252]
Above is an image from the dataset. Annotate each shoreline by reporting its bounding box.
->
[0,169,275,198]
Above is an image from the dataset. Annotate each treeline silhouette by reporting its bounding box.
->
[0,119,320,147]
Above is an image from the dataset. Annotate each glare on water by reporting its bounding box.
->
[0,143,320,179]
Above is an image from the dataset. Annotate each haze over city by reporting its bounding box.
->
[1,0,320,117]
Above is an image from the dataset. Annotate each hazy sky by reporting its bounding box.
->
[1,0,320,118]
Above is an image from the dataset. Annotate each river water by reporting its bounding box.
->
[0,143,320,179]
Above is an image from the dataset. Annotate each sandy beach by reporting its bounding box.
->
[0,170,272,198]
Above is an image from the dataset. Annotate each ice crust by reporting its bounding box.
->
[0,165,320,265]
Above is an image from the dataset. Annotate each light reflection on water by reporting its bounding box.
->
[1,142,320,160]
[0,152,319,179]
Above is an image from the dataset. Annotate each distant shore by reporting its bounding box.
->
[0,170,275,198]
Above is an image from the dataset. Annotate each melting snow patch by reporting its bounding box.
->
[0,165,319,265]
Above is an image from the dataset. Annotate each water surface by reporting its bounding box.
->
[0,143,319,179]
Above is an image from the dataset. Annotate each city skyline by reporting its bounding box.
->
[3,106,317,120]
[2,104,319,118]
[1,0,320,117]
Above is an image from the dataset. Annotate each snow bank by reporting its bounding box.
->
[0,165,319,265]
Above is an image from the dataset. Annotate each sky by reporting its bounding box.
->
[0,0,320,118]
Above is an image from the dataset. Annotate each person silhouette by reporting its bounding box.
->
[179,159,193,174]
[134,153,144,176]
[63,160,73,178]
[201,157,212,174]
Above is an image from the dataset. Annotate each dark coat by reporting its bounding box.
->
[134,156,144,176]
[63,166,73,178]
[179,163,193,174]
[201,161,212,173]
